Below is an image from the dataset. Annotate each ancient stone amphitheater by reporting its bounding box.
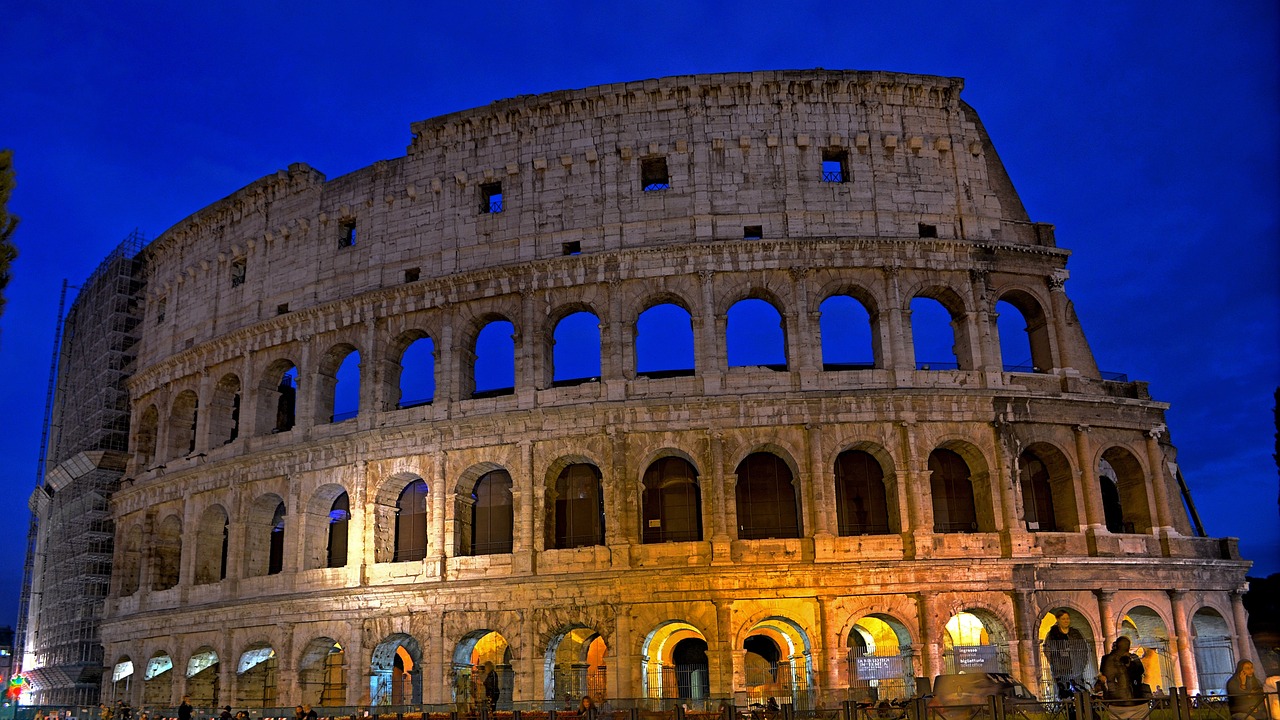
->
[98,71,1253,712]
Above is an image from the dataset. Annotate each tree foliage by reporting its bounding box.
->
[0,149,18,318]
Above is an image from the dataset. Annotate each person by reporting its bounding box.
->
[100,705,113,720]
[483,661,500,712]
[1043,612,1091,698]
[470,664,484,713]
[1098,637,1146,706]
[579,695,598,720]
[294,706,306,720]
[1225,659,1263,720]
[220,706,233,720]
[303,705,318,720]
[178,697,193,720]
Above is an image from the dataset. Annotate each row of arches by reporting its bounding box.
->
[115,436,1159,594]
[104,601,1240,709]
[132,281,1065,470]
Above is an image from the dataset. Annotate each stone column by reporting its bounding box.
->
[513,440,537,574]
[807,424,833,537]
[193,369,214,454]
[431,455,448,575]
[1073,426,1104,532]
[1046,273,1076,374]
[698,271,724,392]
[882,268,914,374]
[358,317,378,430]
[345,619,368,706]
[1230,590,1256,667]
[1094,591,1117,649]
[1010,590,1040,692]
[916,592,942,681]
[815,596,837,699]
[517,291,538,406]
[788,266,818,386]
[613,606,634,700]
[709,432,731,543]
[1169,590,1198,692]
[1144,429,1175,536]
[276,622,297,706]
[711,600,735,697]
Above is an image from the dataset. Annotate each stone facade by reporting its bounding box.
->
[97,71,1251,710]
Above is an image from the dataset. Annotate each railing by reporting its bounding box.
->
[1099,371,1130,382]
[482,198,504,213]
[643,182,670,191]
[822,171,845,183]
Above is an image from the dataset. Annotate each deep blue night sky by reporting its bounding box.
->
[1,2,1276,627]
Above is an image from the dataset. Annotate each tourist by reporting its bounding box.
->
[484,661,500,711]
[303,705,318,720]
[220,706,232,720]
[1043,612,1090,698]
[1098,637,1146,706]
[177,698,193,720]
[579,695,597,720]
[1225,660,1263,720]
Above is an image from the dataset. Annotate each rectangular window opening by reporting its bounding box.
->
[339,220,357,248]
[744,225,763,240]
[480,182,503,213]
[276,303,290,315]
[562,241,581,256]
[641,157,670,191]
[403,268,420,283]
[918,223,938,238]
[821,149,849,183]
[230,258,246,288]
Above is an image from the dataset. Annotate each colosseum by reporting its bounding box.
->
[53,70,1255,711]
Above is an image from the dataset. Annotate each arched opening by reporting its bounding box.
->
[941,610,1011,674]
[1038,608,1098,699]
[1019,445,1078,532]
[910,295,962,370]
[641,456,703,544]
[996,292,1052,373]
[819,294,877,370]
[194,505,229,584]
[244,495,286,577]
[460,469,514,556]
[209,373,242,446]
[118,526,142,596]
[235,643,277,708]
[1191,608,1235,695]
[1100,448,1153,534]
[258,360,298,435]
[544,627,608,705]
[135,404,159,469]
[642,622,710,704]
[168,389,199,459]
[327,492,350,568]
[298,638,346,707]
[453,631,513,711]
[636,303,695,378]
[395,479,429,562]
[735,452,800,540]
[304,484,351,570]
[1119,606,1174,693]
[370,634,422,707]
[929,448,978,533]
[834,450,892,535]
[185,648,220,706]
[847,615,915,702]
[552,310,602,386]
[151,514,182,591]
[742,617,814,709]
[110,657,134,702]
[473,319,516,397]
[727,298,787,370]
[396,335,435,409]
[142,653,174,707]
[548,463,605,549]
[330,348,361,423]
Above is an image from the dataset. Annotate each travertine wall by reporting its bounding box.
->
[98,71,1252,710]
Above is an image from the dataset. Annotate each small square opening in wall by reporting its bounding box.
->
[744,225,763,240]
[562,241,582,256]
[821,148,848,183]
[641,157,670,191]
[230,258,246,287]
[918,223,938,238]
[276,303,290,315]
[403,268,420,283]
[480,182,503,213]
[339,220,357,247]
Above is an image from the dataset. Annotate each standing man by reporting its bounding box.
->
[1043,612,1090,698]
[177,697,193,720]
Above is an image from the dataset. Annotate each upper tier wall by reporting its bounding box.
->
[137,70,1049,372]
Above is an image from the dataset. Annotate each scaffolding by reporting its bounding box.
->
[19,232,145,706]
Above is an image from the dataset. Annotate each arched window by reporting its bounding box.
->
[259,361,298,434]
[136,405,159,469]
[1099,449,1152,534]
[268,501,286,575]
[727,299,787,370]
[331,350,361,422]
[929,449,978,533]
[910,296,959,370]
[642,457,702,543]
[996,292,1052,373]
[552,311,601,385]
[819,295,876,370]
[194,505,228,584]
[210,374,241,445]
[735,453,800,539]
[151,515,182,591]
[327,492,350,568]
[550,464,604,549]
[1100,474,1125,533]
[474,320,516,397]
[834,450,891,535]
[119,526,142,596]
[398,336,435,408]
[471,470,514,555]
[168,390,199,459]
[394,480,428,562]
[1018,451,1057,532]
[636,303,695,377]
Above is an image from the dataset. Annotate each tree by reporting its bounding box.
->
[0,149,18,318]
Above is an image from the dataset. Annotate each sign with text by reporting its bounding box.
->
[854,655,902,680]
[954,645,999,672]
